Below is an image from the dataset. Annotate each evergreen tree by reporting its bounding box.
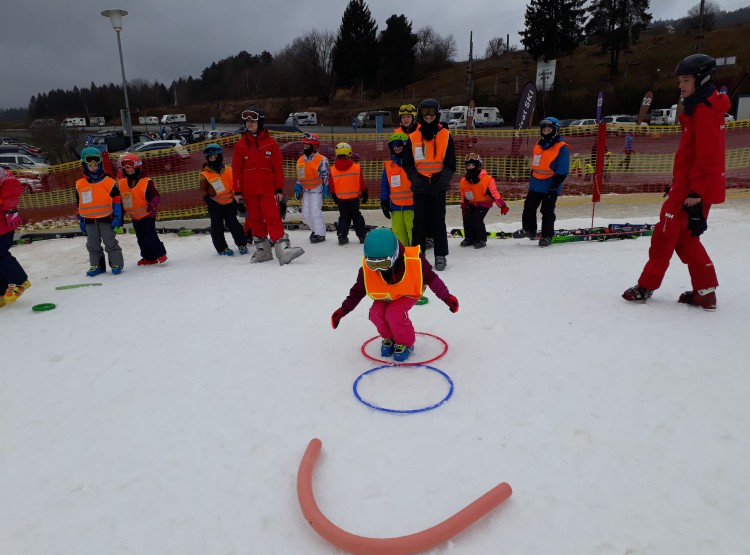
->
[332,0,379,89]
[378,14,418,90]
[587,0,652,75]
[519,0,587,61]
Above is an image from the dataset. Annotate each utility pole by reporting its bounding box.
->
[695,0,706,52]
[466,31,474,99]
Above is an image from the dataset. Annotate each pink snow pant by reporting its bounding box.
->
[638,197,718,291]
[369,297,419,346]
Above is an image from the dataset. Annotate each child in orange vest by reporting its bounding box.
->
[331,227,459,363]
[330,142,368,245]
[118,153,167,266]
[199,143,248,256]
[459,153,509,248]
[380,132,414,247]
[76,147,124,276]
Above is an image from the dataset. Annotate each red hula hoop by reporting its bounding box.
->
[361,332,448,366]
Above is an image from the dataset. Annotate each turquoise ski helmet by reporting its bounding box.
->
[363,227,398,260]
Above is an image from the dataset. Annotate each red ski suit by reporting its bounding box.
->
[638,90,730,291]
[232,129,285,242]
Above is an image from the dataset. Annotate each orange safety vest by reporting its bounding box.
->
[531,141,567,180]
[363,246,425,301]
[201,166,235,205]
[460,173,493,205]
[409,127,449,177]
[119,177,151,220]
[383,161,413,207]
[296,155,323,190]
[76,176,116,219]
[330,163,362,200]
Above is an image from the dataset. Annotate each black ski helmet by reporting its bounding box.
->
[675,54,716,89]
[241,105,265,133]
[417,98,441,124]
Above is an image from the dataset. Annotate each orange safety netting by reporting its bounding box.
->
[16,122,750,226]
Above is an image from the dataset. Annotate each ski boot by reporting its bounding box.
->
[137,258,158,266]
[460,238,474,247]
[393,343,414,363]
[310,234,326,244]
[434,256,447,271]
[338,235,349,245]
[219,248,234,256]
[251,237,273,263]
[678,288,716,311]
[3,280,31,304]
[381,338,395,357]
[538,237,552,247]
[157,255,168,264]
[513,229,535,239]
[273,233,305,266]
[622,284,653,302]
[474,240,487,249]
[238,245,249,255]
[87,266,106,277]
[111,265,123,275]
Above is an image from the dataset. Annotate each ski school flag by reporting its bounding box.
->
[515,82,537,130]
[511,82,537,157]
[638,91,653,125]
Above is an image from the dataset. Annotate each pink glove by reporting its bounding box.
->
[5,210,21,231]
[496,200,509,215]
[331,308,346,329]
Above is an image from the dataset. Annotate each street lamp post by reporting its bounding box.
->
[101,9,133,147]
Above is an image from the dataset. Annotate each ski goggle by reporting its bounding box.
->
[301,132,319,144]
[399,104,417,116]
[539,119,557,129]
[120,159,142,168]
[465,153,481,164]
[241,110,261,121]
[84,155,102,164]
[364,257,394,271]
[419,106,438,117]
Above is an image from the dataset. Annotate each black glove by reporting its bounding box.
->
[236,199,247,218]
[279,197,288,220]
[381,200,391,219]
[360,189,369,204]
[203,194,211,204]
[684,201,707,237]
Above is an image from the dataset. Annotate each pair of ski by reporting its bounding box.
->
[284,220,378,234]
[450,223,654,244]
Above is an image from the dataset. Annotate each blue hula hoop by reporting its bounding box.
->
[353,364,454,414]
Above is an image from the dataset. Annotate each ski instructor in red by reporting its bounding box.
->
[622,54,729,311]
[232,106,304,265]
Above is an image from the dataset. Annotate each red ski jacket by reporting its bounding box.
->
[671,90,730,205]
[232,129,285,196]
[0,167,23,235]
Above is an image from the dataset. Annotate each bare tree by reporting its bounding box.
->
[415,25,457,75]
[686,0,721,31]
[485,36,507,58]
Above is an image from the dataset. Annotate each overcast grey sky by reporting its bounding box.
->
[0,0,744,109]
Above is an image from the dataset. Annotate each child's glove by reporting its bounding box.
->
[331,308,346,329]
[294,183,303,200]
[111,204,123,230]
[496,200,509,215]
[380,201,391,219]
[236,197,247,218]
[444,295,459,313]
[78,216,87,234]
[684,201,707,237]
[360,189,369,204]
[5,209,21,231]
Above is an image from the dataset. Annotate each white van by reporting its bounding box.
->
[285,112,318,126]
[666,105,678,125]
[649,108,671,125]
[139,116,159,125]
[447,106,469,129]
[473,107,504,127]
[89,116,106,126]
[62,117,86,127]
[160,114,187,124]
[355,110,392,128]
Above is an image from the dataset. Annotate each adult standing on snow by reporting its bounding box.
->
[623,54,729,310]
[232,106,304,265]
[0,167,30,307]
[402,98,456,271]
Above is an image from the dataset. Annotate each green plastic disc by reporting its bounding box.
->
[416,296,429,305]
[32,303,57,312]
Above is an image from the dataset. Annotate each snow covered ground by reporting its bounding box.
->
[2,201,749,555]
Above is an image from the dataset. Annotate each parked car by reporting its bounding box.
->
[600,114,644,134]
[0,144,40,157]
[120,140,190,173]
[0,162,49,193]
[558,119,578,128]
[568,118,597,127]
[0,153,50,169]
[124,139,189,156]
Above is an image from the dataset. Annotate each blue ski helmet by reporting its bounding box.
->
[539,117,561,141]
